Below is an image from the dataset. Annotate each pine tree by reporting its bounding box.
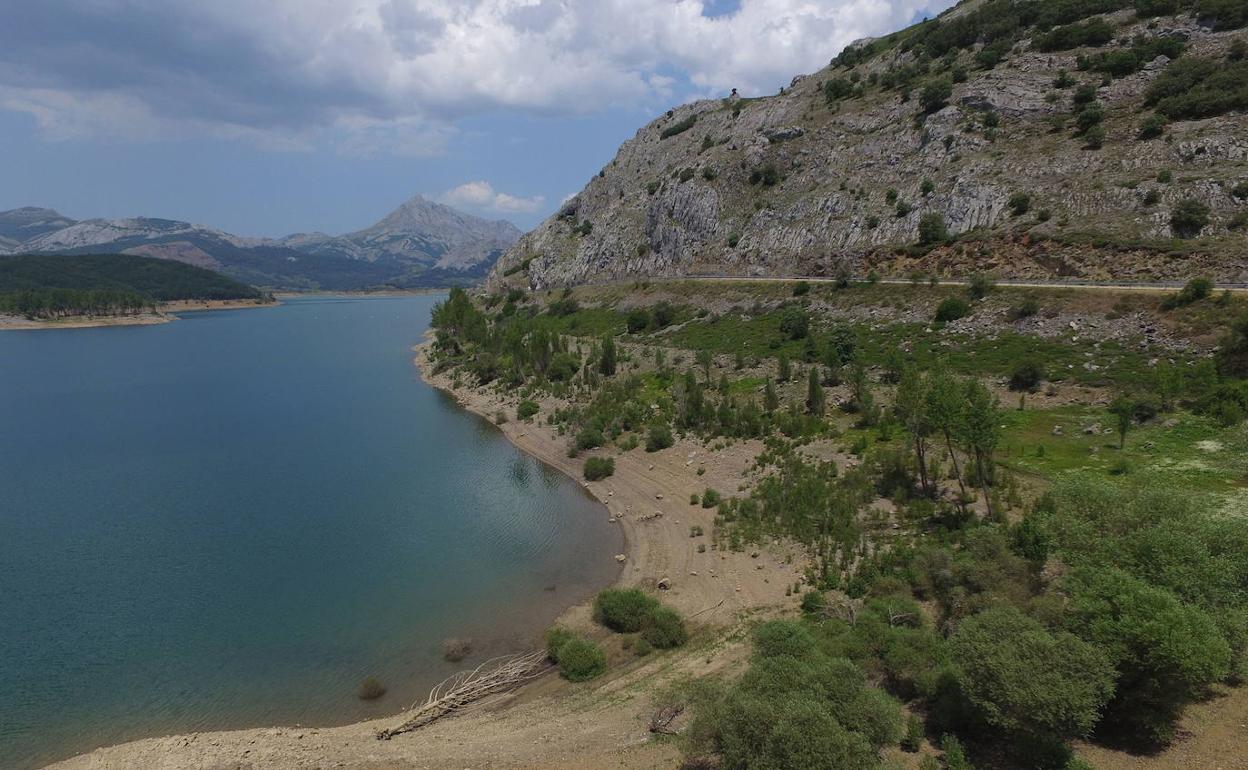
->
[778,353,792,382]
[763,377,780,413]
[599,334,617,376]
[807,366,826,415]
[960,379,1001,518]
[895,365,933,497]
[926,367,970,508]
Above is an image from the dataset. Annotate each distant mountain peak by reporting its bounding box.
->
[0,195,523,289]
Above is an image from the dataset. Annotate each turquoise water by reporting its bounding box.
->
[0,295,621,769]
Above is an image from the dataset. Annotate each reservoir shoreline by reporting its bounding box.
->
[43,322,796,770]
[0,297,278,331]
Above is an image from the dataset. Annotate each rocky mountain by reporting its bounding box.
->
[278,196,521,271]
[0,196,521,290]
[490,0,1248,290]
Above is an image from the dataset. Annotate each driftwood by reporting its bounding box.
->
[649,703,686,735]
[376,651,551,740]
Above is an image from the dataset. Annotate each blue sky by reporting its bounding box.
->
[0,0,953,237]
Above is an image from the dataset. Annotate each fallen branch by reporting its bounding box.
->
[649,703,686,735]
[376,651,551,740]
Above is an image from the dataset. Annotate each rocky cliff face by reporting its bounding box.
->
[491,2,1248,289]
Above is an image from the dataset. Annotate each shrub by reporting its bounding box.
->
[1012,296,1041,319]
[779,306,810,340]
[594,588,659,632]
[952,607,1116,740]
[516,400,540,420]
[935,296,970,323]
[1232,180,1248,200]
[1145,57,1248,120]
[918,213,949,245]
[553,636,607,681]
[357,676,386,700]
[968,273,995,300]
[584,456,616,481]
[1009,360,1045,392]
[1075,103,1104,134]
[1143,188,1160,206]
[1138,113,1166,139]
[749,163,781,186]
[442,638,472,662]
[701,488,722,508]
[921,178,936,195]
[661,114,697,139]
[575,425,605,452]
[920,78,953,113]
[1170,198,1210,237]
[1162,276,1214,310]
[1008,192,1031,216]
[642,606,689,649]
[1083,124,1106,150]
[646,423,674,452]
[1034,18,1114,52]
[901,713,924,752]
[792,280,810,296]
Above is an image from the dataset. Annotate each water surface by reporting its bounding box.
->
[0,295,621,769]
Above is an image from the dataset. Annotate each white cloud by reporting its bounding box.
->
[441,180,545,213]
[0,1,956,153]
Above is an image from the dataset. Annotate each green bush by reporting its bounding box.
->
[1034,18,1114,52]
[918,213,949,245]
[1232,180,1248,200]
[1008,192,1031,216]
[660,114,697,139]
[583,456,615,481]
[641,606,689,649]
[593,588,659,632]
[1170,198,1210,237]
[552,636,607,681]
[1162,276,1214,309]
[646,423,674,452]
[920,78,953,113]
[935,296,970,323]
[952,607,1116,741]
[626,308,650,333]
[1138,112,1167,139]
[968,273,995,300]
[701,488,722,508]
[1009,360,1045,392]
[516,400,540,420]
[1145,57,1248,120]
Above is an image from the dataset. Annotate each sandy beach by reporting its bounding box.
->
[43,338,800,770]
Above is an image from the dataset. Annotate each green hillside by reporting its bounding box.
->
[0,253,265,319]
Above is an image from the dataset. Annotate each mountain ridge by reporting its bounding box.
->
[0,196,522,290]
[489,0,1248,290]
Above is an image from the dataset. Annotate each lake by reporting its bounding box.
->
[0,295,622,769]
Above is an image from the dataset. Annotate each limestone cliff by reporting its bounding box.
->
[491,1,1248,289]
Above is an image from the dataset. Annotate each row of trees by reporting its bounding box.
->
[0,288,153,319]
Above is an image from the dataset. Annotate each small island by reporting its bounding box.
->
[0,253,273,329]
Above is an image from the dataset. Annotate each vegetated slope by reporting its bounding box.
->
[491,0,1248,289]
[0,253,264,301]
[0,196,521,291]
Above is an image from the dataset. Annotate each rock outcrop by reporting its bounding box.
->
[491,4,1248,289]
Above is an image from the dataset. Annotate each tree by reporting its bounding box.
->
[894,366,934,497]
[918,213,949,246]
[778,353,792,382]
[1108,394,1133,450]
[926,368,970,507]
[1062,566,1231,743]
[960,380,1001,518]
[763,377,780,414]
[1170,198,1210,237]
[920,78,953,113]
[779,306,810,340]
[951,607,1115,742]
[807,366,826,416]
[696,348,714,381]
[599,334,617,376]
[1216,313,1248,379]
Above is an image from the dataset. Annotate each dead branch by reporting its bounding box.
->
[649,703,686,735]
[376,651,551,740]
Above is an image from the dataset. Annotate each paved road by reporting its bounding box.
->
[659,274,1248,294]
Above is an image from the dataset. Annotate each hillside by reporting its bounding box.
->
[0,196,521,291]
[490,0,1248,289]
[0,253,264,301]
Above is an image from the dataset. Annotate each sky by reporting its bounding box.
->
[0,0,955,237]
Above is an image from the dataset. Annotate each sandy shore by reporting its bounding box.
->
[44,339,799,770]
[0,298,277,331]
